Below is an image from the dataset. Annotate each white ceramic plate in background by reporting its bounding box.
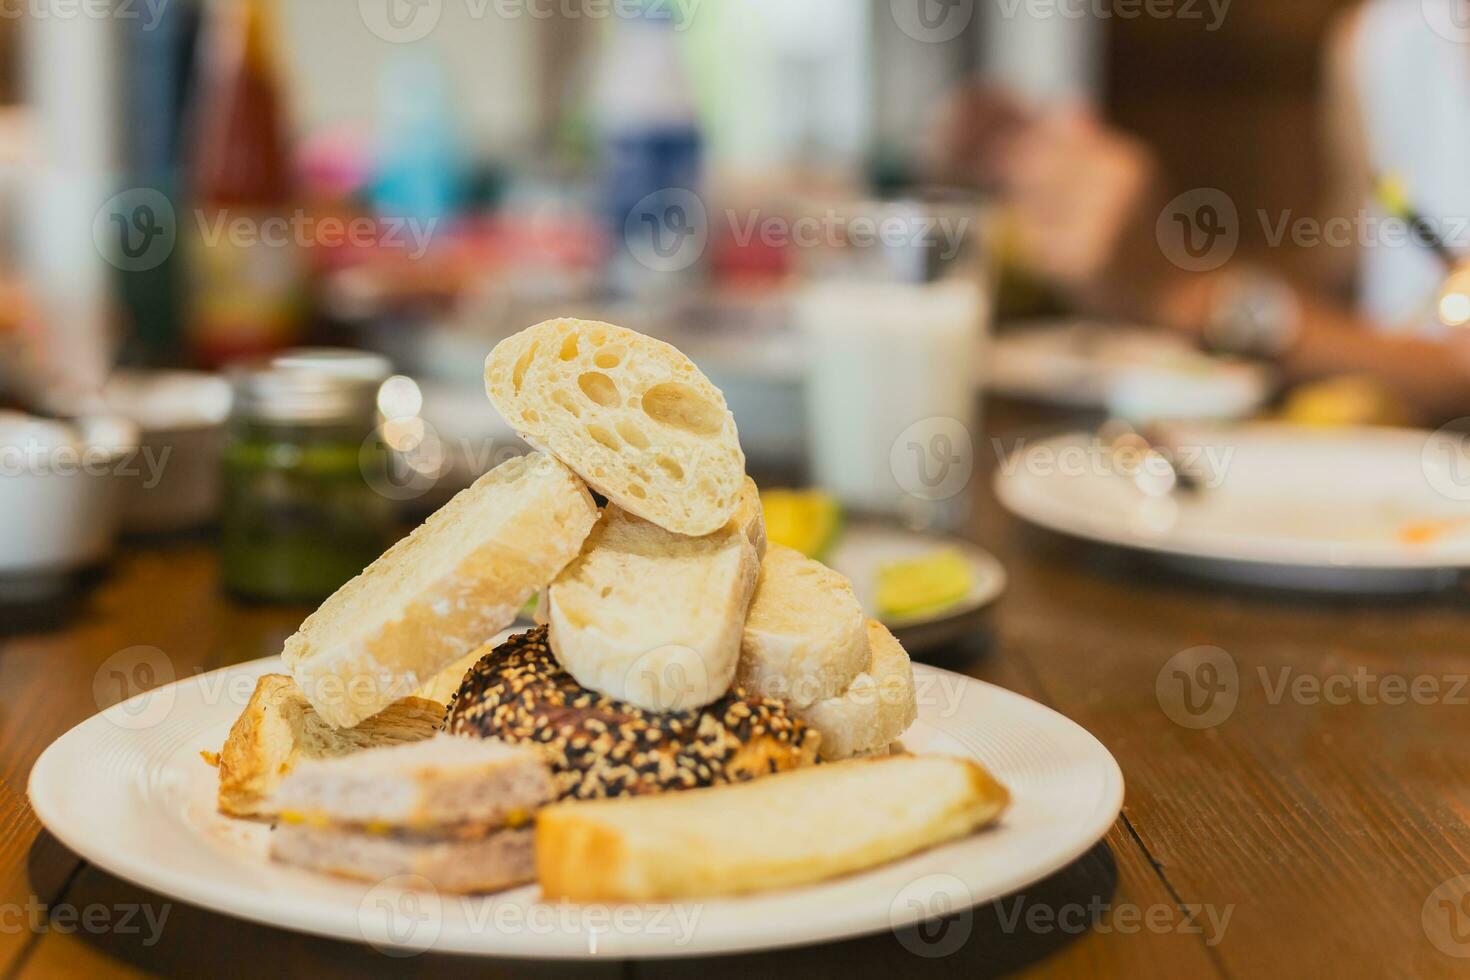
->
[30,655,1122,960]
[995,424,1470,592]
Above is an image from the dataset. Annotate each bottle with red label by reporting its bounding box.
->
[183,0,306,367]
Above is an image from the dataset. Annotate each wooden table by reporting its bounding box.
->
[5,402,1470,978]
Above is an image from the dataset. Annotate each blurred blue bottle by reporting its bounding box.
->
[372,55,463,229]
[594,3,705,297]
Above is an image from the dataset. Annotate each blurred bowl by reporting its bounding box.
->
[102,371,232,534]
[0,412,137,599]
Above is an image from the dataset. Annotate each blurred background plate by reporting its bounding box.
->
[827,523,1007,654]
[995,424,1470,593]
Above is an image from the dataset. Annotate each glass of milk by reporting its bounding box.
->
[796,276,986,529]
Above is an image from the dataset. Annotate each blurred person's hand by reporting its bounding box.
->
[993,109,1160,298]
[928,90,1169,315]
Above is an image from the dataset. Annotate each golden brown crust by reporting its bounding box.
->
[217,674,442,818]
[445,627,818,800]
[535,755,1012,901]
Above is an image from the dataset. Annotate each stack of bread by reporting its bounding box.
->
[215,317,1008,898]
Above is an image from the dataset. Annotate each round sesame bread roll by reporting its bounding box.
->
[484,318,746,537]
[444,627,820,800]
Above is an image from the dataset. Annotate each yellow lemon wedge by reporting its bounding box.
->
[760,489,842,560]
[877,549,973,620]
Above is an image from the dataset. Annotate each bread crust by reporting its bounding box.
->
[444,627,818,800]
[217,674,442,818]
[283,453,598,729]
[535,755,1011,901]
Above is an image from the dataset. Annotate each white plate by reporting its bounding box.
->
[989,320,1271,418]
[826,524,1007,653]
[28,654,1122,960]
[995,424,1470,592]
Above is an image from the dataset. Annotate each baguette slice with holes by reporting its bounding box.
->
[794,620,918,759]
[217,674,443,819]
[283,452,599,729]
[535,754,1010,901]
[485,318,746,536]
[546,503,760,712]
[738,544,869,706]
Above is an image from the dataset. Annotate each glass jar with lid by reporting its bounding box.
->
[220,350,395,602]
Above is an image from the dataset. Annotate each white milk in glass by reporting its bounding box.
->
[797,279,984,520]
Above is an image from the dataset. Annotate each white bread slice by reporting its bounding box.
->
[530,479,758,630]
[795,620,918,759]
[536,754,1010,900]
[272,823,534,894]
[283,452,598,729]
[216,674,442,819]
[485,318,746,536]
[274,735,554,829]
[738,544,869,706]
[546,503,760,712]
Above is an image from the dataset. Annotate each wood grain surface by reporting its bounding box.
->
[3,401,1469,978]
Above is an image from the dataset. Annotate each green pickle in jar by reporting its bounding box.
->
[221,351,397,602]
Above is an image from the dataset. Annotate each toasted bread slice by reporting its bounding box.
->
[738,544,869,706]
[795,620,918,759]
[283,452,598,728]
[271,823,534,894]
[217,674,442,819]
[485,318,746,536]
[273,735,554,829]
[536,754,1010,900]
[546,504,760,712]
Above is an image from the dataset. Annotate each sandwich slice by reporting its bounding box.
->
[738,544,870,706]
[545,500,761,713]
[535,754,1010,901]
[485,318,746,537]
[270,736,555,894]
[283,452,598,729]
[794,620,918,759]
[217,674,443,819]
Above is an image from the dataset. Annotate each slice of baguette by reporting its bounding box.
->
[795,620,918,759]
[485,318,746,536]
[546,503,760,712]
[738,544,869,706]
[217,674,442,819]
[274,735,554,829]
[536,754,1010,901]
[283,452,598,729]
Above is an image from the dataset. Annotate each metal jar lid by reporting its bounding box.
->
[229,349,392,426]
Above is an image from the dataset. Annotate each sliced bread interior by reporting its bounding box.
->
[535,753,1010,900]
[546,503,760,712]
[485,318,745,536]
[273,735,554,829]
[795,619,918,759]
[283,452,598,729]
[738,544,870,706]
[217,674,442,819]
